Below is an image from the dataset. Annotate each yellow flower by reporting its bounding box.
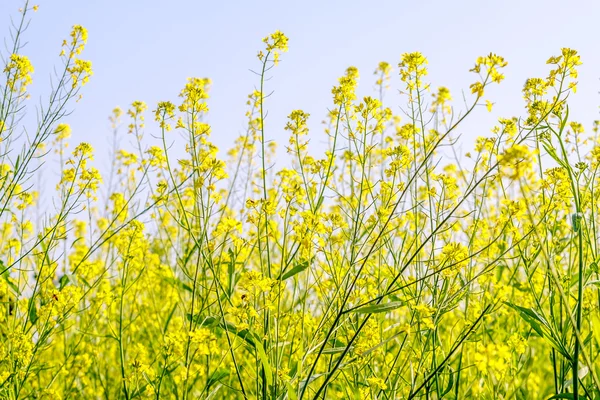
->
[3,54,34,93]
[432,86,452,113]
[470,81,484,97]
[67,59,93,88]
[260,30,289,65]
[332,66,359,105]
[69,25,88,55]
[399,52,428,92]
[73,142,93,158]
[178,77,210,114]
[189,328,215,356]
[146,146,167,168]
[263,30,289,52]
[374,61,392,88]
[498,144,533,180]
[54,123,72,140]
[507,333,527,355]
[367,377,388,390]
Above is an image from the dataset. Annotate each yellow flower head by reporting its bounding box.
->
[54,123,72,140]
[259,30,289,65]
[399,52,428,93]
[4,54,34,93]
[69,25,88,55]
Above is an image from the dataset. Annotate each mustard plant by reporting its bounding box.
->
[1,3,600,400]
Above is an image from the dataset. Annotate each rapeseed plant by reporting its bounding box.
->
[1,2,600,399]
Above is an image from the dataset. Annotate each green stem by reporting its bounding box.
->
[574,222,583,399]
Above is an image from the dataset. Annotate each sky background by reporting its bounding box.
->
[2,0,600,185]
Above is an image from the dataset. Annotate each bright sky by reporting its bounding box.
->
[2,0,600,177]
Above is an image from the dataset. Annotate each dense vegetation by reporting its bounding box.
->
[1,3,600,399]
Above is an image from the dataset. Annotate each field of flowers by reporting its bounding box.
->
[2,3,600,400]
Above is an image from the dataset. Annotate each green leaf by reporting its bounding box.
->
[206,368,229,389]
[255,340,273,387]
[571,212,583,233]
[163,276,193,292]
[441,367,454,397]
[2,272,19,295]
[187,314,220,328]
[227,247,236,296]
[591,314,600,346]
[563,366,590,389]
[547,394,575,399]
[163,303,178,334]
[279,260,310,280]
[285,381,298,400]
[206,384,223,400]
[351,301,404,314]
[28,301,38,325]
[218,321,256,347]
[59,274,72,289]
[586,279,600,288]
[506,302,571,360]
[321,347,346,355]
[298,372,327,392]
[505,302,548,338]
[59,274,70,289]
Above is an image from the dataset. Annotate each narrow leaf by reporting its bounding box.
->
[279,261,310,280]
[255,340,273,387]
[547,394,575,399]
[285,381,298,400]
[352,301,404,314]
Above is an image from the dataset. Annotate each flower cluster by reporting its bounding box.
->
[1,17,600,400]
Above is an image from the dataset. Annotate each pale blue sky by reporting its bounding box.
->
[2,0,600,172]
